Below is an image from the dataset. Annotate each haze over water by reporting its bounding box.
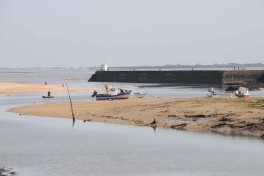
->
[0,69,264,175]
[1,0,264,174]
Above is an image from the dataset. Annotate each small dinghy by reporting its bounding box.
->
[42,96,54,98]
[42,91,54,98]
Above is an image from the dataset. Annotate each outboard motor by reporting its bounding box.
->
[91,90,97,97]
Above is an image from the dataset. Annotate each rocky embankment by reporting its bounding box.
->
[225,82,264,91]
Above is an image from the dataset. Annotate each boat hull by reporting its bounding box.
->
[95,93,131,100]
[235,87,250,98]
[42,96,54,98]
[132,92,147,98]
[243,94,250,99]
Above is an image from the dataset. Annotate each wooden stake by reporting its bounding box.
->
[66,83,75,122]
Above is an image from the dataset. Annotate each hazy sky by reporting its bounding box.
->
[1,0,264,67]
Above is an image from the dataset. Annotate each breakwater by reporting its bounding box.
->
[88,70,264,85]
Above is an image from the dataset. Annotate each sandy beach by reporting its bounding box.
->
[0,82,101,95]
[2,81,264,138]
[9,97,264,138]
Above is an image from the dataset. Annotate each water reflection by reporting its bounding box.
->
[1,104,264,176]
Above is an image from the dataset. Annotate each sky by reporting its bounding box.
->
[1,0,264,68]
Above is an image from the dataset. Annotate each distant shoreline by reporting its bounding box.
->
[1,63,264,70]
[0,82,101,95]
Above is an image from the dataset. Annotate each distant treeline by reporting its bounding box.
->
[106,63,264,70]
[1,63,264,70]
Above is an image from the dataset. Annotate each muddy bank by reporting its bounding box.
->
[9,98,264,138]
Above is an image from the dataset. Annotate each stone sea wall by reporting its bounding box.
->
[223,70,264,84]
[89,70,264,85]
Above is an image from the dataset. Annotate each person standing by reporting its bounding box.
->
[104,84,109,93]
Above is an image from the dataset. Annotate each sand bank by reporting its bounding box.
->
[9,98,264,138]
[0,82,101,94]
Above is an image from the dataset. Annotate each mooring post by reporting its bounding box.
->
[66,83,75,122]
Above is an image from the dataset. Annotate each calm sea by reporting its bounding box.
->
[0,68,264,176]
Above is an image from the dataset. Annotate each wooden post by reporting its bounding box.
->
[66,83,75,123]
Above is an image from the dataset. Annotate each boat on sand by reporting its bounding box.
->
[122,88,147,98]
[93,87,132,100]
[206,87,219,98]
[92,86,147,100]
[132,92,147,98]
[235,87,250,98]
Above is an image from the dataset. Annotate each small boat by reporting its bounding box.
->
[95,87,132,100]
[118,88,147,98]
[42,91,54,98]
[132,92,147,98]
[206,87,219,98]
[42,96,54,98]
[235,87,250,98]
[95,93,131,100]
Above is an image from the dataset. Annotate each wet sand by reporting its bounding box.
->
[9,98,264,138]
[0,82,101,94]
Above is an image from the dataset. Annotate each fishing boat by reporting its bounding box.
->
[235,87,250,98]
[94,87,132,100]
[95,93,131,100]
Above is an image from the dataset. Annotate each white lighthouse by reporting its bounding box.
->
[101,64,108,71]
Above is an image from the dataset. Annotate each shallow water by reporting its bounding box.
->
[1,93,264,176]
[1,110,264,176]
[1,69,264,175]
[1,68,264,98]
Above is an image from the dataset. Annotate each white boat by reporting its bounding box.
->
[94,87,132,100]
[95,93,131,100]
[206,87,219,98]
[235,87,250,98]
[132,92,147,98]
[122,88,147,98]
[92,86,146,100]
